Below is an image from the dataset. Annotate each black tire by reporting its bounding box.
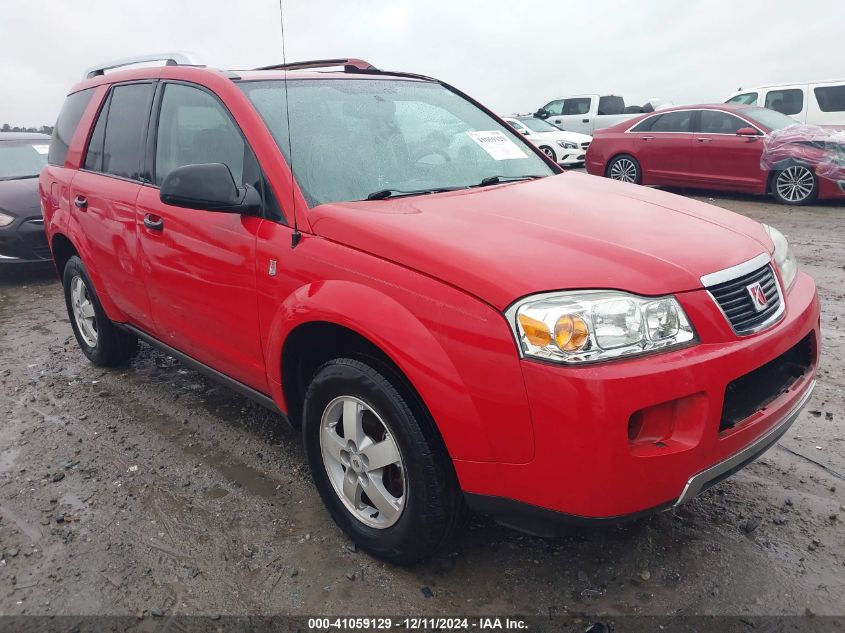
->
[302,358,463,564]
[606,154,642,184]
[62,255,137,367]
[539,145,556,162]
[771,164,819,206]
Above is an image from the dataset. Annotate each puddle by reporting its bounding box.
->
[212,455,279,498]
[202,486,231,500]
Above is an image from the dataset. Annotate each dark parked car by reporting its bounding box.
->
[0,132,52,265]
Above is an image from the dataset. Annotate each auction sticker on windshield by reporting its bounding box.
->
[467,130,527,160]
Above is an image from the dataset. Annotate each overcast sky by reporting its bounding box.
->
[1,0,842,127]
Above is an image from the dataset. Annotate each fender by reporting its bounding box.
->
[265,279,534,464]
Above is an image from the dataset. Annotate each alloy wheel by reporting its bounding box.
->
[319,395,406,529]
[609,158,638,183]
[540,146,555,160]
[70,275,98,347]
[776,166,815,203]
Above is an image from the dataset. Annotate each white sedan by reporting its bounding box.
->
[503,116,592,166]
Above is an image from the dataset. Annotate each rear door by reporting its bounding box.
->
[810,83,845,127]
[549,97,594,134]
[689,110,765,192]
[135,81,269,390]
[69,82,156,324]
[629,110,694,184]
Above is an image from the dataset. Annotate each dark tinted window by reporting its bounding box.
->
[99,83,154,180]
[563,98,591,115]
[48,88,94,166]
[597,96,624,115]
[814,86,845,113]
[83,93,110,172]
[764,89,803,116]
[649,111,693,133]
[698,110,747,134]
[727,92,758,105]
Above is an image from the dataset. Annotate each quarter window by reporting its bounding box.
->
[814,86,845,113]
[83,83,154,180]
[764,89,804,116]
[698,111,748,134]
[48,88,95,166]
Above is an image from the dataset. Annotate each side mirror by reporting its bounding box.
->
[736,127,760,137]
[534,108,549,119]
[521,129,531,136]
[160,163,261,214]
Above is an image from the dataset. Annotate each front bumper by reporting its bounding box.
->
[456,270,820,526]
[0,216,51,264]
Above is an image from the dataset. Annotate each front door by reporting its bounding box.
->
[136,81,268,390]
[549,97,593,134]
[690,110,765,192]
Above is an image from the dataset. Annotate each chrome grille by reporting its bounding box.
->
[708,264,781,335]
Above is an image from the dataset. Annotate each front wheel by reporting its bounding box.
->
[62,256,137,366]
[302,358,462,564]
[606,154,642,184]
[772,165,818,205]
[539,145,556,161]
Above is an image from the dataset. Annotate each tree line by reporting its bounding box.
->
[2,123,54,135]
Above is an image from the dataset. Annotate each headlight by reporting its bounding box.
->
[557,140,578,150]
[507,291,696,364]
[763,224,797,291]
[0,211,15,228]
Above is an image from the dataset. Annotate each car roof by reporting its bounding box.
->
[733,79,844,91]
[645,103,756,114]
[0,132,51,141]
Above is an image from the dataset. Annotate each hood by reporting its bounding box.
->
[309,172,771,310]
[0,177,41,217]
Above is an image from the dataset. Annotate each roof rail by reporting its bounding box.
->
[83,51,204,80]
[255,58,378,73]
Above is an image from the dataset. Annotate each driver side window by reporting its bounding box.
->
[155,83,248,186]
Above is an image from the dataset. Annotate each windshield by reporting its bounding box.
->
[743,107,797,131]
[239,78,553,206]
[0,140,49,180]
[518,118,559,133]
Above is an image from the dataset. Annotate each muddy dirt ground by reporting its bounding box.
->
[0,192,843,619]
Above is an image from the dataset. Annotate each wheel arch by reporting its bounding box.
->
[51,232,78,278]
[269,280,502,463]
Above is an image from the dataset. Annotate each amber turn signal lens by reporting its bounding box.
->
[518,313,551,346]
[554,314,589,351]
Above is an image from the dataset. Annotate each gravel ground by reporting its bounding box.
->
[0,191,843,619]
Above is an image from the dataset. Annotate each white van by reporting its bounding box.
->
[724,80,845,127]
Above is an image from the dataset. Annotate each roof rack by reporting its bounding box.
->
[83,51,204,80]
[255,58,378,73]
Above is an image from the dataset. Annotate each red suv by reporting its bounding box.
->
[40,54,820,563]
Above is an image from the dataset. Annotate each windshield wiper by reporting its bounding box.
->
[365,186,464,200]
[475,175,544,188]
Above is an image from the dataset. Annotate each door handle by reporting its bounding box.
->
[144,214,164,231]
[582,118,589,123]
[642,136,655,141]
[73,195,88,210]
[697,138,713,143]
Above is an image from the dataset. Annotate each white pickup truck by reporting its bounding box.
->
[534,95,669,135]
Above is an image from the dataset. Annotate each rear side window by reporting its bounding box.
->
[102,84,154,179]
[48,88,95,166]
[633,111,693,133]
[698,111,747,134]
[814,86,845,113]
[764,89,803,116]
[597,96,624,115]
[727,92,758,105]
